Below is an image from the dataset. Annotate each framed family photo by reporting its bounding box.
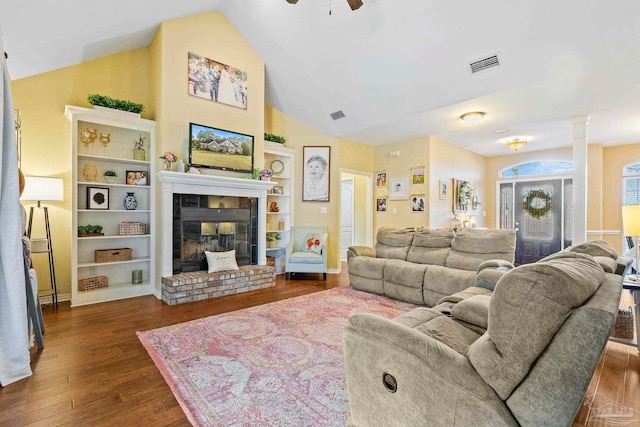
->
[376,172,387,188]
[376,198,387,212]
[411,167,425,184]
[303,146,330,202]
[188,52,247,109]
[389,177,409,200]
[411,195,426,212]
[126,170,148,186]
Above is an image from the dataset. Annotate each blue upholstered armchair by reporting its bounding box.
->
[285,226,327,280]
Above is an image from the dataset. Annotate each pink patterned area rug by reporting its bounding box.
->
[137,287,416,426]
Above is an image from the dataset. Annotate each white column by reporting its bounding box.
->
[572,115,589,244]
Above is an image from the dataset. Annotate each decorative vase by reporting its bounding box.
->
[164,160,172,171]
[267,240,276,249]
[123,192,138,210]
[177,160,185,173]
[133,147,146,161]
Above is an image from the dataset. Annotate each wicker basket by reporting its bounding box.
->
[79,276,109,291]
[95,248,132,263]
[118,222,146,236]
[611,306,635,340]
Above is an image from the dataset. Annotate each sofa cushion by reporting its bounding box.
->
[288,251,324,264]
[375,227,415,260]
[407,228,454,266]
[467,252,604,400]
[563,240,619,260]
[348,256,387,295]
[446,228,516,271]
[422,265,476,306]
[383,259,427,305]
[452,295,491,329]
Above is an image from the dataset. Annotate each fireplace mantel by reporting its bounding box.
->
[157,171,275,278]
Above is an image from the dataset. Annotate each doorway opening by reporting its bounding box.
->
[340,170,373,263]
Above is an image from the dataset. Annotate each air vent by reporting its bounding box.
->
[469,55,500,74]
[330,110,346,120]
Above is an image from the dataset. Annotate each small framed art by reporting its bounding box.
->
[87,187,109,210]
[272,185,284,195]
[376,172,387,188]
[389,178,409,200]
[126,170,148,186]
[439,180,448,200]
[376,198,387,212]
[411,195,426,212]
[411,167,425,184]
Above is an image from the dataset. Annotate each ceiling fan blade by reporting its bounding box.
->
[286,0,299,3]
[346,0,363,10]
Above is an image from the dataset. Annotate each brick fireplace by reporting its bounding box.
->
[157,172,275,304]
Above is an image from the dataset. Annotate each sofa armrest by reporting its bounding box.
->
[477,259,514,272]
[475,259,514,291]
[347,245,376,260]
[616,256,633,276]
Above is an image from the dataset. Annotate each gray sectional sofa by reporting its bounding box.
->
[347,227,516,306]
[343,237,629,427]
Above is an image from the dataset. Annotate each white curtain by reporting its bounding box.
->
[0,41,31,386]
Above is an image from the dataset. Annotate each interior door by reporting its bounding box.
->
[513,179,563,265]
[341,179,354,259]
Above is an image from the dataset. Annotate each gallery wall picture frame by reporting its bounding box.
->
[389,178,409,200]
[411,195,426,212]
[411,167,425,185]
[302,146,331,202]
[439,179,448,200]
[126,170,148,186]
[87,187,109,210]
[376,172,387,188]
[188,52,247,109]
[377,197,387,212]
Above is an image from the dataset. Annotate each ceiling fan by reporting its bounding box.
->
[285,0,364,11]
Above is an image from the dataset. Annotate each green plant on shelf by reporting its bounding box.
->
[87,94,145,113]
[264,133,286,144]
[266,232,281,242]
[104,170,117,177]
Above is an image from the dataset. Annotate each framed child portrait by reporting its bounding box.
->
[376,198,387,212]
[303,146,330,202]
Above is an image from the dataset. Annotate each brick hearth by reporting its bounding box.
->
[161,265,276,305]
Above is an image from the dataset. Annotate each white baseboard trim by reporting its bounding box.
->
[587,230,621,236]
[39,293,71,304]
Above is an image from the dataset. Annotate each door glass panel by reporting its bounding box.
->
[499,183,514,229]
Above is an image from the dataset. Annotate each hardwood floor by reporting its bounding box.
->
[0,267,637,426]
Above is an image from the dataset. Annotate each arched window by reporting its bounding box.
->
[500,161,574,178]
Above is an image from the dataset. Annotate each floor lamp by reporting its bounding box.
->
[20,176,64,308]
[622,205,640,282]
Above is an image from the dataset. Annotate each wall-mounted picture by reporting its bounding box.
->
[439,179,448,200]
[271,185,284,195]
[87,187,109,210]
[126,170,148,186]
[389,177,409,200]
[188,52,247,109]
[411,167,425,184]
[411,195,426,212]
[189,122,254,173]
[376,198,387,212]
[376,172,387,188]
[303,146,330,202]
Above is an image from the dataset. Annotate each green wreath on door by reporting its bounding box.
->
[523,189,552,219]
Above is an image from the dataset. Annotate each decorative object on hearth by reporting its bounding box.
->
[123,192,138,210]
[160,152,176,171]
[523,189,552,219]
[506,138,527,152]
[132,134,146,160]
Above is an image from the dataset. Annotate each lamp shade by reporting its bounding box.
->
[20,177,64,202]
[622,205,640,236]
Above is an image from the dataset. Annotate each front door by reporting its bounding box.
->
[500,178,572,265]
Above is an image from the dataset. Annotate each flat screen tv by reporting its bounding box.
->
[189,122,254,173]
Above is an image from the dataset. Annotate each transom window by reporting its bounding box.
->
[500,161,574,178]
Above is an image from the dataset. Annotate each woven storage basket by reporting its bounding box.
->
[611,306,634,340]
[118,222,146,236]
[79,276,109,291]
[95,248,132,263]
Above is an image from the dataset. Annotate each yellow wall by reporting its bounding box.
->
[11,48,151,297]
[429,136,486,228]
[265,106,345,271]
[151,11,265,172]
[373,136,430,230]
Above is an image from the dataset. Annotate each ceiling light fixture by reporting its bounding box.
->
[506,138,527,152]
[460,111,485,125]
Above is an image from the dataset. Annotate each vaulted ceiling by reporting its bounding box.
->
[2,0,639,156]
